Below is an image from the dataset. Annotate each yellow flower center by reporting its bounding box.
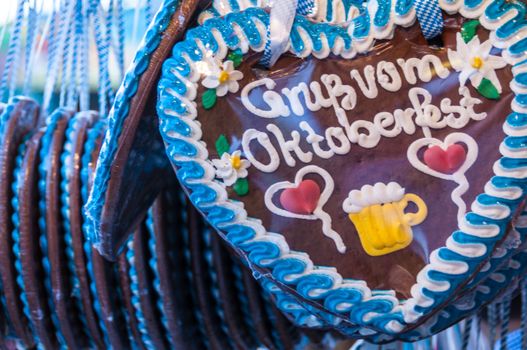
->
[218,70,230,84]
[471,56,483,69]
[230,154,242,170]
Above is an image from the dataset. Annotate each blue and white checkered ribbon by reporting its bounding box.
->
[260,0,315,67]
[414,0,444,40]
[296,0,316,16]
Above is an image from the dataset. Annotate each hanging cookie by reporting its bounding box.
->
[157,0,527,335]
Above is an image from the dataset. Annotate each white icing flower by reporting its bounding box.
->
[447,33,506,92]
[202,60,243,96]
[212,150,250,186]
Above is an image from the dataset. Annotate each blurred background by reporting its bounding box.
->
[0,0,161,107]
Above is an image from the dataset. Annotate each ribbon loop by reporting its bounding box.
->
[260,0,315,67]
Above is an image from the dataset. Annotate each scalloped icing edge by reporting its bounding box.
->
[260,208,527,341]
[198,0,367,26]
[157,0,527,334]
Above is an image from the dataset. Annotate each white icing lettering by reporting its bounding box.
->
[241,129,280,172]
[241,78,290,118]
[377,61,402,92]
[396,55,450,84]
[350,65,378,99]
[241,87,486,170]
[266,124,313,166]
[237,54,490,173]
[299,121,335,159]
[325,127,351,155]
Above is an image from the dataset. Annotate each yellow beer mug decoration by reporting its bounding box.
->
[342,182,428,256]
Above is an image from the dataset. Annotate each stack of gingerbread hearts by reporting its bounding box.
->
[0,94,351,349]
[150,0,527,343]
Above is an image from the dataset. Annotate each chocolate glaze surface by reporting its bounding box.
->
[196,17,515,298]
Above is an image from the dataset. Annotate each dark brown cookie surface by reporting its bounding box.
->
[43,109,86,348]
[130,225,169,349]
[91,0,203,260]
[18,130,59,349]
[117,252,146,350]
[149,189,203,349]
[187,205,233,350]
[67,113,106,348]
[0,98,39,347]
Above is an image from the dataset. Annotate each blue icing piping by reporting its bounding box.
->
[228,0,241,11]
[271,258,308,282]
[374,0,391,27]
[485,0,514,21]
[510,38,527,56]
[157,95,188,116]
[506,112,527,127]
[224,225,256,245]
[205,206,237,226]
[241,241,281,266]
[465,0,484,9]
[324,288,364,313]
[395,0,414,16]
[496,2,527,40]
[347,299,400,325]
[515,72,527,87]
[514,94,527,106]
[504,136,527,149]
[296,274,335,299]
[166,139,197,158]
[491,176,526,190]
[352,12,371,39]
[228,10,267,47]
[477,193,520,208]
[499,157,527,169]
[173,161,205,183]
[189,185,218,206]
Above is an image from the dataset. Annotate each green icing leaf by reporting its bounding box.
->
[461,20,479,43]
[477,78,500,100]
[202,88,217,110]
[227,50,243,68]
[215,134,230,156]
[233,178,249,196]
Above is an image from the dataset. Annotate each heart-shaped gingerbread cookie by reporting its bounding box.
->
[157,2,527,334]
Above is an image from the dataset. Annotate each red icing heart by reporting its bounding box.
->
[280,180,321,215]
[423,144,467,174]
